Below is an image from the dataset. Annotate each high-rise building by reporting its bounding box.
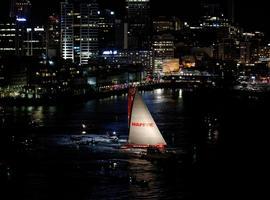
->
[60,0,99,65]
[9,0,16,18]
[153,16,182,33]
[24,26,46,57]
[228,0,235,24]
[126,0,151,50]
[79,1,99,64]
[152,34,175,74]
[10,0,32,21]
[46,14,60,58]
[0,22,17,56]
[0,21,24,56]
[100,49,152,70]
[60,1,74,62]
[153,17,174,33]
[6,1,31,57]
[98,9,116,50]
[217,38,238,61]
[201,2,223,18]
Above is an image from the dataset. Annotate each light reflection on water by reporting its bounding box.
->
[1,88,236,199]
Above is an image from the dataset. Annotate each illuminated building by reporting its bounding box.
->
[24,26,46,56]
[201,2,223,18]
[217,38,238,61]
[199,3,230,30]
[153,17,174,33]
[80,1,99,64]
[8,1,32,56]
[47,14,60,58]
[98,9,116,50]
[152,34,175,74]
[0,22,17,56]
[244,32,265,63]
[0,20,26,56]
[60,1,74,61]
[0,22,47,57]
[201,16,229,28]
[10,0,32,20]
[238,40,251,64]
[126,0,151,49]
[0,56,29,90]
[153,16,182,33]
[60,0,99,65]
[101,50,152,70]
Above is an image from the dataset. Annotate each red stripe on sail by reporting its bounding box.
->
[128,87,136,127]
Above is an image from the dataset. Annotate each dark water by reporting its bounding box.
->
[0,89,268,199]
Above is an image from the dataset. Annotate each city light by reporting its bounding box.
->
[16,17,27,22]
[0,1,269,200]
[103,50,118,55]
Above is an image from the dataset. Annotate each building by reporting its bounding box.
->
[201,2,223,18]
[201,16,229,29]
[217,38,238,61]
[153,16,182,33]
[10,0,32,21]
[0,20,26,56]
[126,0,151,49]
[0,22,17,56]
[60,1,74,62]
[80,1,99,64]
[24,26,46,57]
[152,34,175,74]
[227,0,235,24]
[46,14,60,58]
[60,0,99,65]
[98,9,116,50]
[0,22,47,58]
[0,56,29,90]
[114,19,124,49]
[101,49,152,70]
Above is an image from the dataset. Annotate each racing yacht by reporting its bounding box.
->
[122,87,167,150]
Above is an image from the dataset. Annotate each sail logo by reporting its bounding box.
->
[131,122,154,127]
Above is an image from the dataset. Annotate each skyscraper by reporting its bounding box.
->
[98,9,116,50]
[0,22,17,56]
[9,0,16,18]
[8,0,32,56]
[152,34,175,74]
[126,0,151,50]
[228,0,235,24]
[47,14,60,58]
[79,1,99,64]
[60,0,99,65]
[10,0,32,21]
[60,1,74,61]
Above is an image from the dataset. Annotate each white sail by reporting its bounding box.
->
[128,92,167,146]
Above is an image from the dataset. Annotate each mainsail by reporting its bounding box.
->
[128,88,167,147]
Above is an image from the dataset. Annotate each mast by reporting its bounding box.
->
[128,86,136,128]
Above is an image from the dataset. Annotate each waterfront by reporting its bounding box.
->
[0,88,268,199]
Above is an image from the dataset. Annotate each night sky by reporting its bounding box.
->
[0,0,269,37]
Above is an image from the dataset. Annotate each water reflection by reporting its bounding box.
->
[1,88,231,199]
[203,114,220,144]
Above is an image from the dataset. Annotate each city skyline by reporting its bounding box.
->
[0,0,269,37]
[0,2,269,200]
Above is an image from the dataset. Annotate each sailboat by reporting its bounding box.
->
[122,87,167,150]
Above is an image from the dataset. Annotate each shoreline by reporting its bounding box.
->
[1,85,269,106]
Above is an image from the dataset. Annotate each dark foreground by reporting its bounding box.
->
[0,88,268,199]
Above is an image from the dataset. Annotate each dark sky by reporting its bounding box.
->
[0,0,269,37]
